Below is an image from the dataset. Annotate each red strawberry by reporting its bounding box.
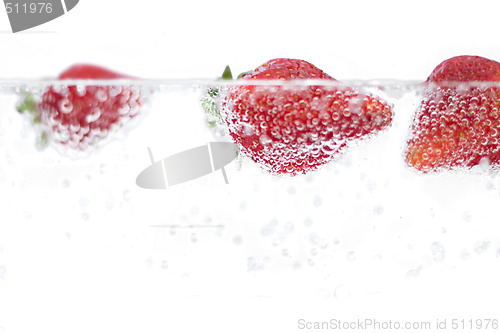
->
[219,58,393,175]
[18,64,142,151]
[427,55,500,83]
[405,55,500,172]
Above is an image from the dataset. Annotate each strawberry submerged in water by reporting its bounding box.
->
[405,56,500,172]
[205,58,393,175]
[18,64,143,151]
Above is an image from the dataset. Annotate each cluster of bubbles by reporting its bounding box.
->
[247,257,265,272]
[430,242,446,262]
[221,84,392,175]
[405,86,500,172]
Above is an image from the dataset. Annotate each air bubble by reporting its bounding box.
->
[57,129,70,142]
[247,257,264,272]
[58,98,73,114]
[260,221,276,236]
[190,233,197,243]
[85,108,101,123]
[76,85,86,95]
[316,288,331,299]
[347,251,356,262]
[242,123,253,136]
[309,233,320,245]
[473,240,490,254]
[486,182,495,191]
[461,250,470,260]
[405,266,422,280]
[108,86,123,97]
[233,235,242,245]
[118,104,131,115]
[69,123,81,133]
[374,205,384,215]
[95,88,108,102]
[463,212,472,223]
[431,242,445,262]
[145,257,153,268]
[79,126,90,136]
[318,239,329,250]
[478,157,491,170]
[216,225,224,236]
[348,95,364,113]
[79,197,89,207]
[259,134,272,145]
[122,190,131,201]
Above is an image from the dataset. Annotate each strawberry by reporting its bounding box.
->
[215,58,393,175]
[405,55,500,172]
[18,64,142,151]
[426,55,500,83]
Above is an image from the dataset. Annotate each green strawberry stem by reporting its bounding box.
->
[200,65,244,170]
[221,65,233,80]
[201,65,234,127]
[37,131,48,149]
[17,91,49,149]
[17,92,38,121]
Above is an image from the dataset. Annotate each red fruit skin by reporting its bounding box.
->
[222,58,393,175]
[405,56,500,172]
[428,55,500,83]
[240,58,335,81]
[37,64,141,150]
[58,64,135,80]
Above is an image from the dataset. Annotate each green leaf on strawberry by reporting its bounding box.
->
[200,65,233,130]
[17,92,40,124]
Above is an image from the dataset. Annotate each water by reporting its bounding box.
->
[1,79,500,331]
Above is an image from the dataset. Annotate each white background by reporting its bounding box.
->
[2,1,500,333]
[0,0,500,80]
